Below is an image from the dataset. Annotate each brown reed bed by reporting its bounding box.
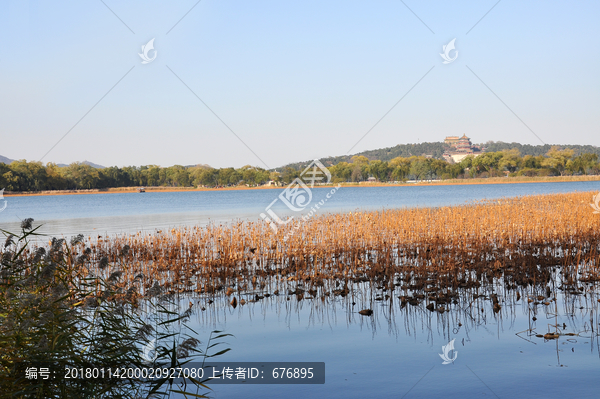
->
[20,191,600,318]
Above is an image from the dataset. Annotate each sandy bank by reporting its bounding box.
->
[4,175,599,198]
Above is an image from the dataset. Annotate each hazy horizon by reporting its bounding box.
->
[3,138,598,170]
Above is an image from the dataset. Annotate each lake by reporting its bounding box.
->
[1,181,599,238]
[189,284,599,398]
[1,181,600,398]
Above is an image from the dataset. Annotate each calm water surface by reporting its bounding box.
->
[1,181,599,238]
[189,289,599,399]
[1,181,599,398]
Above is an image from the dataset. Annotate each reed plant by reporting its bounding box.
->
[7,192,600,357]
[0,220,229,398]
[64,191,600,303]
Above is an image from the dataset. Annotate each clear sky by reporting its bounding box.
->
[1,0,598,169]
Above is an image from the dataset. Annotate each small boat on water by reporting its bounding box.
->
[139,187,146,193]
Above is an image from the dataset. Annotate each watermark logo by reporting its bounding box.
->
[260,160,332,233]
[141,338,158,363]
[301,160,332,186]
[439,339,458,364]
[0,189,7,213]
[440,38,458,64]
[279,178,313,212]
[590,192,600,214]
[139,38,157,64]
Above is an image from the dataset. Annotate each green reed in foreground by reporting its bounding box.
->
[0,219,230,399]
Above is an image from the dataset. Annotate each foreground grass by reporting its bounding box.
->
[0,223,229,398]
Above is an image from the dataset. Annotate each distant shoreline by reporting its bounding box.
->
[4,175,599,197]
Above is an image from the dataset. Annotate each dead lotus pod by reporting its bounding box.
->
[543,333,559,340]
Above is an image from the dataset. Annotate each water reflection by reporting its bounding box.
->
[186,277,600,366]
[2,180,600,238]
[166,276,600,398]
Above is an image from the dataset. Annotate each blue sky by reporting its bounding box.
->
[1,0,598,169]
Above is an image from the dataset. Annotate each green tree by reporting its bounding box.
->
[350,155,369,181]
[216,168,240,186]
[190,166,217,187]
[389,157,411,181]
[542,147,574,176]
[446,163,464,179]
[408,157,431,181]
[45,163,68,190]
[429,159,448,179]
[141,165,161,186]
[521,155,543,169]
[60,163,100,189]
[2,171,21,191]
[498,149,522,173]
[165,165,191,187]
[99,166,130,188]
[472,152,503,175]
[9,160,48,191]
[367,160,390,181]
[329,162,353,182]
[281,167,300,184]
[567,153,598,175]
[269,171,281,184]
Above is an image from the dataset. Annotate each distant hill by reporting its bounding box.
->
[0,155,15,164]
[279,141,600,170]
[55,161,105,168]
[0,155,105,169]
[81,161,105,169]
[481,142,600,157]
[185,163,213,169]
[280,142,448,170]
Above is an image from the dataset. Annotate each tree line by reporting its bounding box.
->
[0,162,275,191]
[1,147,598,192]
[282,141,600,170]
